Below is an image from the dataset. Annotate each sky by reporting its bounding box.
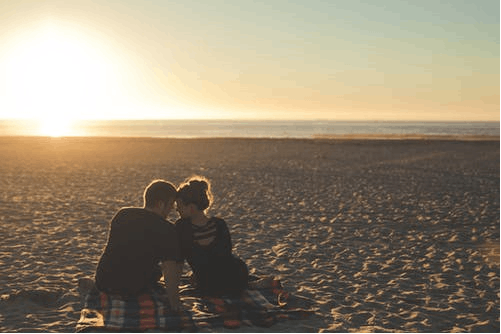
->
[0,0,499,121]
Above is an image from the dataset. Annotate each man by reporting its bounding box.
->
[95,179,182,310]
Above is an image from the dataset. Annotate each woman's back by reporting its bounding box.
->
[176,217,248,296]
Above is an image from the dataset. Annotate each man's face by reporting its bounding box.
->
[160,198,175,218]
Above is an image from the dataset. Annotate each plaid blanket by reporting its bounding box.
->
[76,276,313,332]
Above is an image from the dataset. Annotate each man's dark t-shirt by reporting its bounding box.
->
[95,208,180,295]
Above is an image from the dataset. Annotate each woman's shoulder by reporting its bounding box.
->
[208,217,230,234]
[209,216,227,226]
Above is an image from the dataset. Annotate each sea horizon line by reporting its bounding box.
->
[0,118,499,123]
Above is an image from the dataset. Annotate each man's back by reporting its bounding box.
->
[95,207,180,295]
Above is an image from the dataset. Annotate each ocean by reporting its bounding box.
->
[0,119,499,138]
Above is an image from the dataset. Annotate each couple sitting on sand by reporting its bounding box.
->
[93,177,249,312]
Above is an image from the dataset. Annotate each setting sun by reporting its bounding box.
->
[2,20,125,122]
[38,118,73,137]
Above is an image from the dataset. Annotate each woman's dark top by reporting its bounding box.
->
[95,208,181,295]
[176,217,248,296]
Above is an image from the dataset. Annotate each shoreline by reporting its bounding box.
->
[312,133,500,141]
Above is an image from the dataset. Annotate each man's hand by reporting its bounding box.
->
[160,260,182,312]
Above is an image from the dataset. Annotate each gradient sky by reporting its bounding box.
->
[0,0,499,121]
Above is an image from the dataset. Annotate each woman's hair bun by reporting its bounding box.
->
[178,176,213,211]
[189,179,208,192]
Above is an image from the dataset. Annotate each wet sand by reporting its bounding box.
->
[0,136,499,332]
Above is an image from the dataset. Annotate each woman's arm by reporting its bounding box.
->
[214,218,232,257]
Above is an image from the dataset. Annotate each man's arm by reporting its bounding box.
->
[160,260,182,311]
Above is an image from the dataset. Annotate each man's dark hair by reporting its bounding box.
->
[143,180,177,208]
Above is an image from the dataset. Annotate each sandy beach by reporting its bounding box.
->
[0,136,499,332]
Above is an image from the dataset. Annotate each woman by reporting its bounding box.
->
[175,176,248,297]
